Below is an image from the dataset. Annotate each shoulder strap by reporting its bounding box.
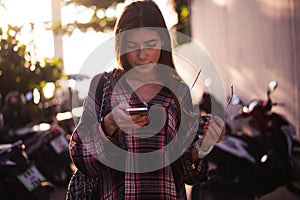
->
[98,73,110,122]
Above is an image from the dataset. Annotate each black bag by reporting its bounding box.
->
[66,169,99,200]
[66,72,111,199]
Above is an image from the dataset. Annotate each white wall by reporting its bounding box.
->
[190,0,300,139]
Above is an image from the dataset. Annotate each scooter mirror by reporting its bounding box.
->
[267,80,278,95]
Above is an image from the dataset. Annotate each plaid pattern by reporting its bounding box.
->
[68,69,208,200]
[67,169,100,200]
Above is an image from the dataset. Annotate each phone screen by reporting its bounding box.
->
[125,107,149,116]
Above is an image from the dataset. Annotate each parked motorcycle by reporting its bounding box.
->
[287,138,300,196]
[195,81,300,199]
[1,121,74,186]
[0,140,54,199]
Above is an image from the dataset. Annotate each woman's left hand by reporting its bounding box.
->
[203,114,226,143]
[192,114,226,161]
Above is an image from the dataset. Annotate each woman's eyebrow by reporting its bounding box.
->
[145,39,158,43]
[127,38,159,44]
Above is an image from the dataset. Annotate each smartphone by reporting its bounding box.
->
[201,115,212,122]
[125,107,149,116]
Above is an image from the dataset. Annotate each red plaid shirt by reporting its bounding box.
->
[69,69,208,200]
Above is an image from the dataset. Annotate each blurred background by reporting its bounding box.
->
[0,0,298,140]
[0,0,299,199]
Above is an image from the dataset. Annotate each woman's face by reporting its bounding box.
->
[124,28,164,73]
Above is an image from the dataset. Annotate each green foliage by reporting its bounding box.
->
[0,25,63,106]
[65,0,123,9]
[52,0,123,35]
[174,0,191,44]
[52,14,117,36]
[54,0,191,41]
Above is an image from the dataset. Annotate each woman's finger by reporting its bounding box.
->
[203,115,226,144]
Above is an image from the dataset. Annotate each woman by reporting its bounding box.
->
[67,1,225,199]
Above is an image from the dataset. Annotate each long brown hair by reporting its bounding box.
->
[115,0,175,71]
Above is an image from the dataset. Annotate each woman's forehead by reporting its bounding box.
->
[125,28,161,42]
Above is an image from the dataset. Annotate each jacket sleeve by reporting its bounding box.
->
[182,146,209,185]
[69,73,119,177]
[178,84,209,185]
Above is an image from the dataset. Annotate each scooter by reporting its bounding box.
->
[195,81,300,199]
[1,121,74,186]
[0,140,54,199]
[286,135,300,196]
[18,121,74,186]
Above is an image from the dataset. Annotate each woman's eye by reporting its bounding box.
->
[127,43,138,49]
[126,40,159,50]
[145,41,158,48]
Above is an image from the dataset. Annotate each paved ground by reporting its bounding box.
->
[257,186,300,200]
[51,185,300,200]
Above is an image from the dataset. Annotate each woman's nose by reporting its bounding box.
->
[138,48,147,60]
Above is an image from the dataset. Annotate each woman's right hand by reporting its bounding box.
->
[103,103,151,136]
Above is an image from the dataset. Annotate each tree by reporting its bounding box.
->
[52,0,190,38]
[52,0,123,35]
[173,0,191,44]
[0,25,63,107]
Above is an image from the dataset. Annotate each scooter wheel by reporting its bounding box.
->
[286,180,300,197]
